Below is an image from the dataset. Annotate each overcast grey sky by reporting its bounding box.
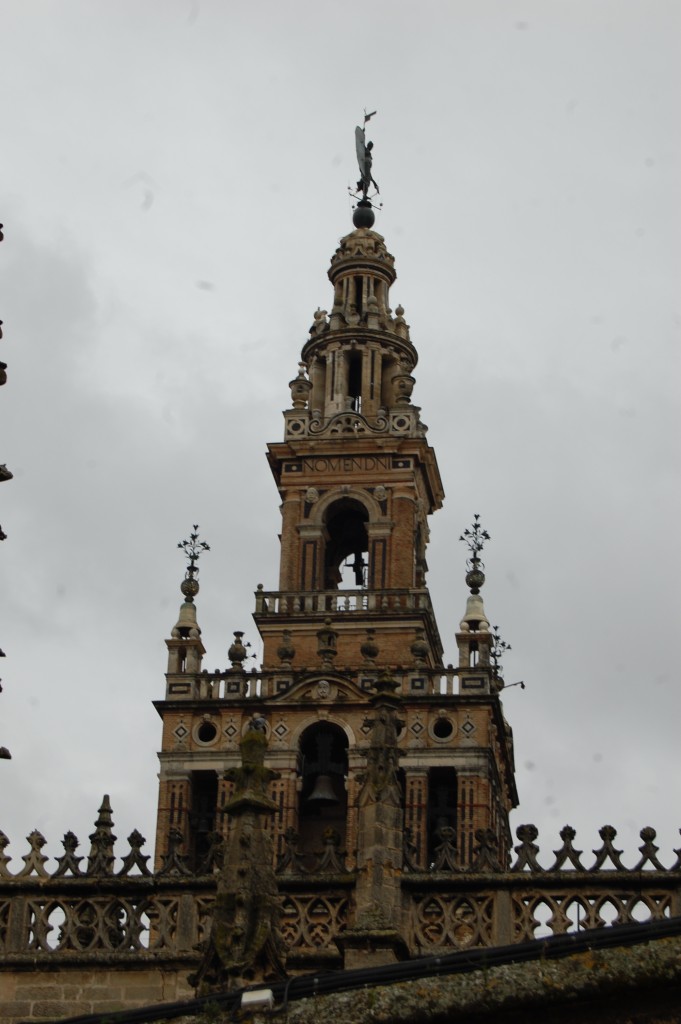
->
[1,0,679,870]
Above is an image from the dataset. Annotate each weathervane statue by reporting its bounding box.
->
[355,109,379,199]
[351,110,381,229]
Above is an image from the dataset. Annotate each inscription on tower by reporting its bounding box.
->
[283,455,412,474]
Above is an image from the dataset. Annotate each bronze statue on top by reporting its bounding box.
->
[355,110,379,199]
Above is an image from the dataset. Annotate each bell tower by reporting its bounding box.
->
[259,201,444,675]
[153,124,518,910]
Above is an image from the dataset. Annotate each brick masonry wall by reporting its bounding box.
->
[0,965,195,1024]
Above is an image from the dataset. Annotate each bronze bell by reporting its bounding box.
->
[306,774,338,804]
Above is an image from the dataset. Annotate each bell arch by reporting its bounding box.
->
[288,705,358,750]
[323,497,369,588]
[296,720,349,855]
[309,489,384,591]
[426,767,458,864]
[310,486,383,525]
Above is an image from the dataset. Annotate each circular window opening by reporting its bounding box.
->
[197,721,218,744]
[433,718,453,740]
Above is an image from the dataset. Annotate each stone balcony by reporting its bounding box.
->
[254,586,437,618]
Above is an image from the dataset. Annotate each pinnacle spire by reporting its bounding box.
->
[458,515,491,633]
[170,525,209,648]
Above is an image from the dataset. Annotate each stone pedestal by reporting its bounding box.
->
[337,926,409,969]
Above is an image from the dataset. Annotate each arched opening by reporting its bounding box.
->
[323,498,369,589]
[353,275,363,314]
[347,351,362,413]
[188,770,218,871]
[427,767,458,864]
[297,722,349,855]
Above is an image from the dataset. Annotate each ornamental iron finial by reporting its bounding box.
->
[177,525,210,602]
[459,514,490,594]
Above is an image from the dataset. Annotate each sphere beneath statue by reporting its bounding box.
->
[181,577,200,599]
[353,202,375,229]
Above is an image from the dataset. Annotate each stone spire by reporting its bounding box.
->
[189,721,286,993]
[458,514,491,634]
[166,525,208,676]
[340,670,408,967]
[456,515,494,693]
[87,795,116,876]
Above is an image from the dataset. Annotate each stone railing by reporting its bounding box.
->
[184,663,459,701]
[255,587,436,617]
[1,819,679,964]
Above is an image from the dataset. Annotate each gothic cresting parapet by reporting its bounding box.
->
[0,822,678,967]
[0,815,679,999]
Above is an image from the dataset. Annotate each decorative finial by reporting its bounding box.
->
[351,110,381,228]
[459,514,491,595]
[228,630,252,669]
[177,524,210,601]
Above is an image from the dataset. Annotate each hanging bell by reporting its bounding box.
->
[306,774,338,804]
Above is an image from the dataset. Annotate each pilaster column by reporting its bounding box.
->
[278,495,301,590]
[456,772,494,869]
[390,491,415,589]
[404,768,429,869]
[366,521,392,590]
[154,772,192,870]
[297,523,325,590]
